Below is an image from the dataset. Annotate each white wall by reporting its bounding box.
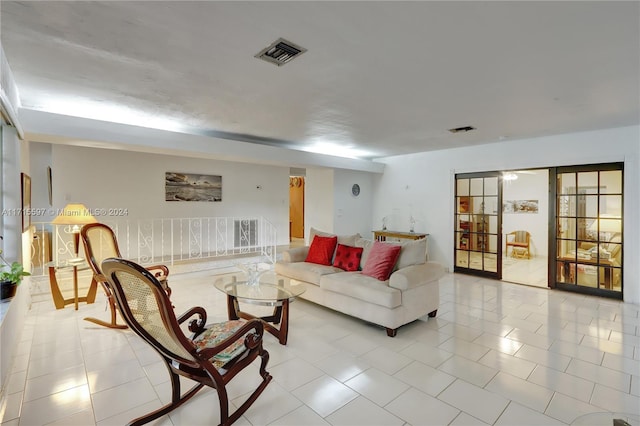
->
[304,168,334,242]
[374,125,640,304]
[50,144,291,245]
[29,142,52,220]
[502,170,549,257]
[302,168,375,241]
[333,169,374,239]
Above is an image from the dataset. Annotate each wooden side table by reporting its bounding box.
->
[373,230,427,241]
[47,260,98,310]
[557,255,617,289]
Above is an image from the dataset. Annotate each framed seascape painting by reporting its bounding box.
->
[503,199,539,214]
[165,172,222,202]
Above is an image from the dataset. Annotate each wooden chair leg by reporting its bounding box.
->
[83,317,128,329]
[225,351,272,426]
[84,297,127,329]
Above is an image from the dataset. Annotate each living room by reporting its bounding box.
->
[1,2,639,425]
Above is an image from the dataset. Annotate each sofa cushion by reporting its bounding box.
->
[333,244,363,271]
[320,272,401,309]
[362,241,402,281]
[394,237,427,271]
[310,227,360,247]
[274,262,342,286]
[306,235,338,265]
[282,246,309,263]
[355,237,374,267]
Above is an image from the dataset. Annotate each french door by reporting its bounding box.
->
[551,163,623,299]
[454,173,502,279]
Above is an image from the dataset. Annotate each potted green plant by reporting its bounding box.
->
[0,250,30,301]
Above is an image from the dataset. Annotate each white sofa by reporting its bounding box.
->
[275,230,444,337]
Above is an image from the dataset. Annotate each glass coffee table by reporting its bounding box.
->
[214,272,305,345]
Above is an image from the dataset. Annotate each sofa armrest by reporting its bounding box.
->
[282,246,310,263]
[389,261,445,291]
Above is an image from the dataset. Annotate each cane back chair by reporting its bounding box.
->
[81,223,171,329]
[101,257,272,426]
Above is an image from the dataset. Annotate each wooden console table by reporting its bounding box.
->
[373,230,428,241]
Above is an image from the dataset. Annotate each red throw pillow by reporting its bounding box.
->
[362,241,402,281]
[305,235,338,266]
[333,244,363,271]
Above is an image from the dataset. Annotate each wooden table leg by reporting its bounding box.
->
[603,266,612,289]
[277,300,289,345]
[227,296,291,345]
[48,266,65,309]
[227,295,239,320]
[73,265,79,310]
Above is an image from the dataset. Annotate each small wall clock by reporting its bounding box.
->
[351,184,360,197]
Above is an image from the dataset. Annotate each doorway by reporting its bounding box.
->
[501,169,549,288]
[289,175,305,243]
[454,169,548,287]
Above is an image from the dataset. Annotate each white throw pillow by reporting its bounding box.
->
[394,238,428,270]
[355,237,375,267]
[309,227,360,247]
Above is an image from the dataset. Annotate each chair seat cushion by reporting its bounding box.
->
[193,320,247,368]
[274,261,342,285]
[320,272,402,309]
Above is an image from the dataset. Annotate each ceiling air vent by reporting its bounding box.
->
[255,38,307,67]
[448,126,476,133]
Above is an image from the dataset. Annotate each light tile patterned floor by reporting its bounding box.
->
[502,255,548,288]
[1,270,639,425]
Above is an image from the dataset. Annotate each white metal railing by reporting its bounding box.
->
[29,216,277,277]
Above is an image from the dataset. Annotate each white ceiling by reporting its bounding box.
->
[1,1,638,160]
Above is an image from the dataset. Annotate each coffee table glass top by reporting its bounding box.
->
[214,273,305,303]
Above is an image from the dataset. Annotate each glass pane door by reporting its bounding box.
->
[455,173,501,278]
[554,164,623,299]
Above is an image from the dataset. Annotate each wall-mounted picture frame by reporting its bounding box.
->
[165,172,222,202]
[503,199,539,214]
[21,172,32,231]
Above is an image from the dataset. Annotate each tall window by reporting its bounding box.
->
[555,164,623,298]
[455,173,501,278]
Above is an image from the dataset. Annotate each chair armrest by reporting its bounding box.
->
[197,319,264,359]
[282,246,310,263]
[177,306,208,333]
[146,264,169,279]
[389,261,445,291]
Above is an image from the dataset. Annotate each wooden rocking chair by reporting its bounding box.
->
[101,257,272,426]
[80,223,171,329]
